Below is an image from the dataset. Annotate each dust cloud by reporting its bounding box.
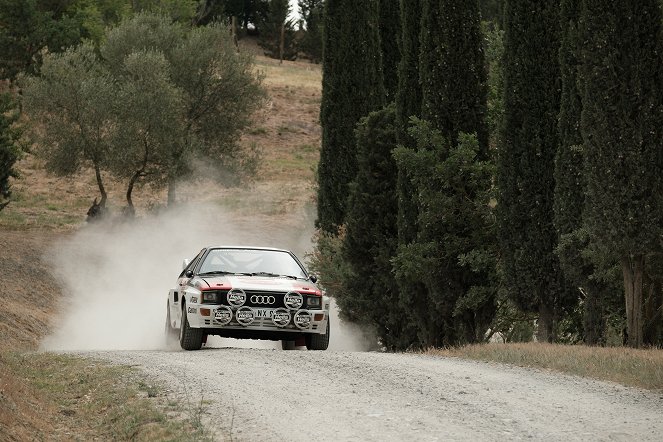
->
[41,202,373,352]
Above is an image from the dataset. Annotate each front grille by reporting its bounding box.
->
[201,289,321,310]
[245,290,286,308]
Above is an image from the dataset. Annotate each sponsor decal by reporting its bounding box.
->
[250,295,276,305]
[214,306,232,325]
[227,289,246,307]
[191,297,198,303]
[293,310,312,329]
[235,306,255,326]
[187,307,197,314]
[284,292,304,310]
[272,308,291,327]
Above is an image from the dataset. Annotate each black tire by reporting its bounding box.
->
[305,320,330,350]
[179,302,204,351]
[281,339,296,350]
[164,303,179,347]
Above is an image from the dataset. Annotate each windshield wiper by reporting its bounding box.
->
[199,271,254,277]
[251,272,280,277]
[198,270,234,276]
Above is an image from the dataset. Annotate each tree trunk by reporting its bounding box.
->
[125,171,139,217]
[583,285,605,346]
[643,277,662,346]
[232,16,239,52]
[621,255,644,348]
[279,22,285,64]
[167,181,176,206]
[93,163,107,207]
[537,302,554,343]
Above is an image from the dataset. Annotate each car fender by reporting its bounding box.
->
[167,288,181,329]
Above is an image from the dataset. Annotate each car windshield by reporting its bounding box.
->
[198,248,307,279]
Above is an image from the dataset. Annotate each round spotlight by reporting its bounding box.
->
[293,310,312,329]
[214,306,233,325]
[227,289,247,307]
[236,306,255,326]
[272,308,291,327]
[284,292,304,310]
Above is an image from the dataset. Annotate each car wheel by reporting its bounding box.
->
[281,340,296,350]
[179,302,203,351]
[305,320,330,351]
[164,302,179,348]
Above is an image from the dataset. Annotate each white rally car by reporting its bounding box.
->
[165,246,330,350]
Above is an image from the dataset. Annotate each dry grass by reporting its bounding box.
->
[428,342,663,391]
[0,352,211,441]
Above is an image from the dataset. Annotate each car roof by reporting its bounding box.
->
[205,246,292,253]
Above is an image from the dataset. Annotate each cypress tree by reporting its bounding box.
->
[555,0,584,241]
[419,0,488,154]
[379,0,401,101]
[340,105,416,350]
[498,0,567,342]
[555,0,609,345]
[393,0,427,347]
[392,0,493,346]
[579,0,663,348]
[317,0,385,233]
[394,0,422,246]
[298,0,324,63]
[393,123,497,346]
[258,0,298,61]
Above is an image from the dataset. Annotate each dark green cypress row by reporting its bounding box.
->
[419,0,488,154]
[317,0,385,233]
[379,0,401,101]
[579,0,663,348]
[498,0,566,342]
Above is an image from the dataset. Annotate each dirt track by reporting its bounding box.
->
[82,346,663,441]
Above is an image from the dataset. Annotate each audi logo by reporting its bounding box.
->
[250,295,275,305]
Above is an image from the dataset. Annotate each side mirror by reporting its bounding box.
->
[309,274,318,283]
[185,270,194,278]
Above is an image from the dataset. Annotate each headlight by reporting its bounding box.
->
[306,296,321,307]
[202,292,217,303]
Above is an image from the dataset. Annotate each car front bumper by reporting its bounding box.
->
[186,304,330,335]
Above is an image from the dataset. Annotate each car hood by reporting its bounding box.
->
[200,275,321,294]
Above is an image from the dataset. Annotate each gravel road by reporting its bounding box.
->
[83,346,663,441]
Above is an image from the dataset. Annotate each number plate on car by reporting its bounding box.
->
[254,308,273,319]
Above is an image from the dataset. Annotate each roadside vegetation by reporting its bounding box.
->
[311,0,663,352]
[0,352,211,441]
[429,343,663,392]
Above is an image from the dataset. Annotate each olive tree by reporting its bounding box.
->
[100,14,266,204]
[21,43,117,208]
[22,13,265,212]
